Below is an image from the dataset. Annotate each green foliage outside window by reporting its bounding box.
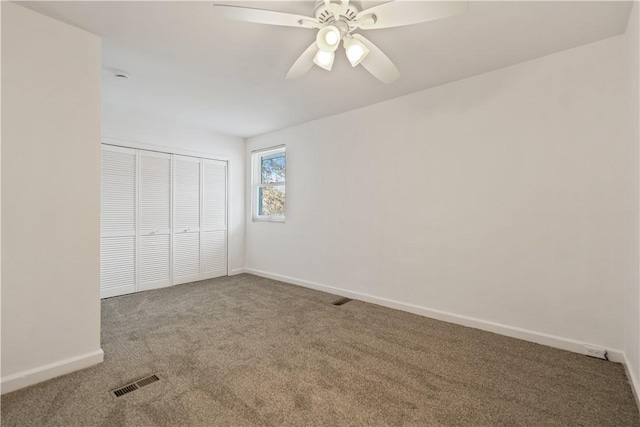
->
[258,186,285,216]
[257,151,285,218]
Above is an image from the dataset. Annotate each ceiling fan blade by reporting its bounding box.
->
[286,42,319,80]
[356,1,468,30]
[351,34,400,84]
[213,5,320,29]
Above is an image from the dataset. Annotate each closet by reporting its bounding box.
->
[100,145,227,298]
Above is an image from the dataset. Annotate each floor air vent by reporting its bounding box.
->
[111,374,160,398]
[136,374,160,388]
[332,297,353,306]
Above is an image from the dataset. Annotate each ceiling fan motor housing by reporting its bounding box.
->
[314,0,361,24]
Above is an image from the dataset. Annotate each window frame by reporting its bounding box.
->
[251,145,286,223]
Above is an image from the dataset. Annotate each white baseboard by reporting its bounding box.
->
[229,268,246,276]
[245,268,625,363]
[623,353,640,411]
[1,349,104,395]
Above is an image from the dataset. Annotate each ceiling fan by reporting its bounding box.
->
[213,1,468,84]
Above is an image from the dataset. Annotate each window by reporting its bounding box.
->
[252,146,285,222]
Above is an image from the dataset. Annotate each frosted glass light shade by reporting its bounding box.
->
[316,26,341,52]
[313,50,335,70]
[344,37,369,67]
[325,30,339,46]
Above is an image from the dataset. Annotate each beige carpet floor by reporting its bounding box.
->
[2,274,639,426]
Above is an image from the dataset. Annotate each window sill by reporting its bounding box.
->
[252,216,285,223]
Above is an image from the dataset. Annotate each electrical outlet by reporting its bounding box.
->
[584,344,608,360]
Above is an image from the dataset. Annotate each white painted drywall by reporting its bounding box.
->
[625,1,640,401]
[1,3,102,391]
[102,109,246,273]
[246,35,633,355]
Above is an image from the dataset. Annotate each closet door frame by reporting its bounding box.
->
[102,139,230,291]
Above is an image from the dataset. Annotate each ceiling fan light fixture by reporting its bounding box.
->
[344,36,369,67]
[325,29,339,45]
[313,50,335,70]
[214,0,469,82]
[316,25,341,52]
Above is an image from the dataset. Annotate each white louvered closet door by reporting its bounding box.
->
[202,160,227,279]
[139,151,172,291]
[101,146,137,298]
[173,155,201,285]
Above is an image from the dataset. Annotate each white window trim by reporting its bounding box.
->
[252,145,286,223]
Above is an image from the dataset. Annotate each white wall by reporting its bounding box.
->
[625,1,640,401]
[102,109,246,273]
[1,3,102,393]
[246,35,634,359]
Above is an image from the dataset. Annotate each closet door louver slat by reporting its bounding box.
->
[202,160,227,279]
[173,155,201,285]
[138,151,172,291]
[100,146,136,298]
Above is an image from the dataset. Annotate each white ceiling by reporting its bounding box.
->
[21,1,633,138]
